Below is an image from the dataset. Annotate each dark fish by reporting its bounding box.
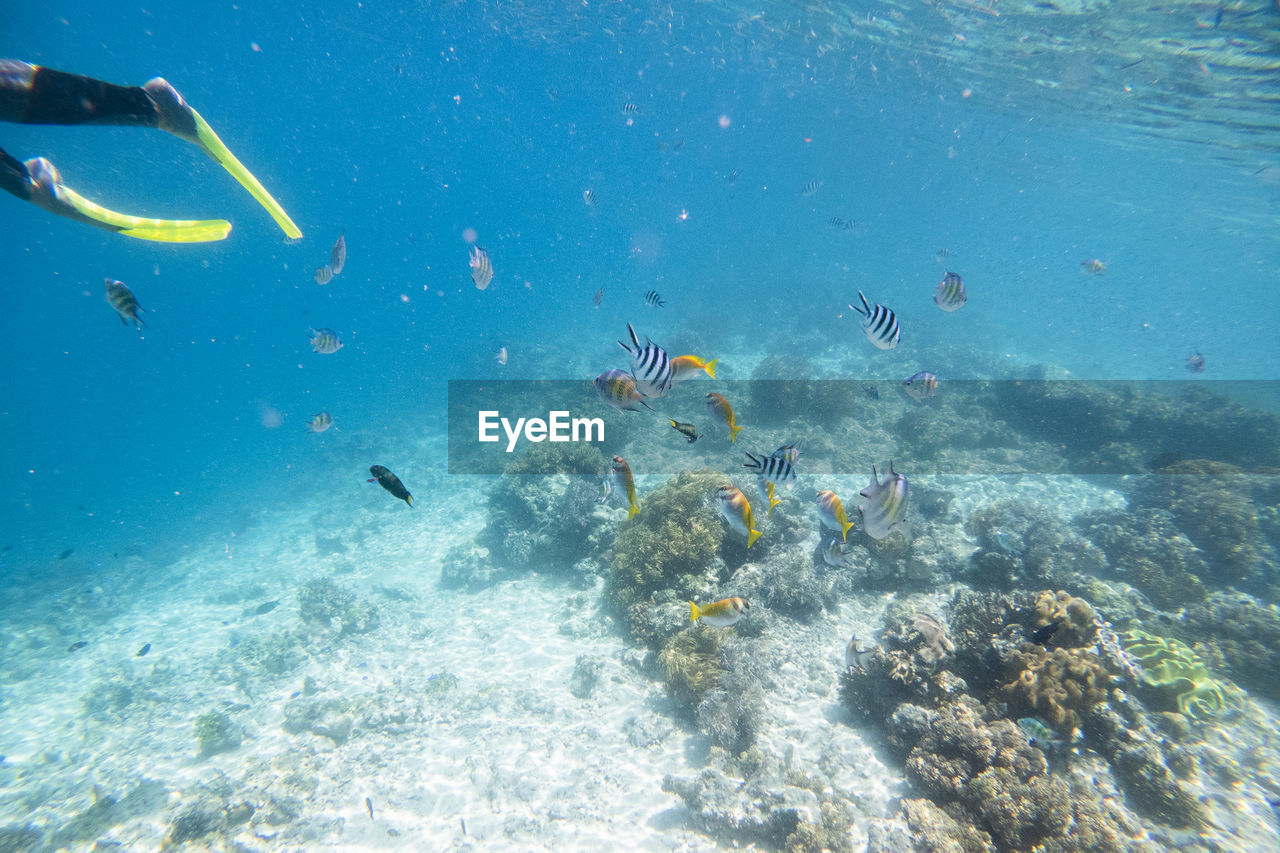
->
[801,181,823,196]
[593,287,604,309]
[366,797,375,820]
[934,272,966,311]
[369,465,413,507]
[668,420,701,443]
[1186,352,1205,373]
[829,216,856,230]
[104,278,146,329]
[254,600,280,615]
[617,323,673,399]
[1031,621,1060,646]
[850,291,901,350]
[845,636,877,672]
[643,289,666,308]
[57,548,74,560]
[68,641,87,652]
[621,102,639,115]
[862,384,880,400]
[330,231,347,275]
[136,642,151,657]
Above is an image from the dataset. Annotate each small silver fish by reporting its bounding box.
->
[823,537,854,568]
[495,347,508,366]
[582,189,597,207]
[801,181,823,197]
[307,411,333,433]
[314,264,334,285]
[902,371,938,402]
[845,636,877,672]
[470,245,494,290]
[309,327,343,354]
[934,272,966,311]
[104,278,146,329]
[858,462,908,540]
[330,231,347,275]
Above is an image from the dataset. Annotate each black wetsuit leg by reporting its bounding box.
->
[0,145,32,201]
[0,60,158,127]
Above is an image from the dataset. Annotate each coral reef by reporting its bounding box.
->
[658,627,726,706]
[1182,591,1280,703]
[725,547,836,623]
[195,710,243,758]
[1080,508,1208,609]
[1120,628,1245,719]
[1003,645,1109,735]
[1127,459,1275,587]
[743,361,863,427]
[608,468,727,638]
[478,441,608,570]
[297,577,380,636]
[964,500,1106,590]
[569,654,605,699]
[1030,590,1097,648]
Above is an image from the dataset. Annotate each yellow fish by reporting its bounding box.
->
[717,484,761,547]
[689,597,750,627]
[705,392,743,443]
[671,355,718,382]
[756,478,781,517]
[816,490,854,541]
[612,455,639,519]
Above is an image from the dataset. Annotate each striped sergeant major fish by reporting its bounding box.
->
[743,450,797,485]
[594,369,654,413]
[934,271,966,311]
[850,291,900,350]
[617,322,673,399]
[801,181,823,196]
[858,463,908,540]
[104,278,146,329]
[622,102,640,115]
[643,289,666,308]
[470,245,494,290]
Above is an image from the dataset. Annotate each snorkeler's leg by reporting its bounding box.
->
[0,59,300,239]
[1,147,231,242]
[0,60,157,126]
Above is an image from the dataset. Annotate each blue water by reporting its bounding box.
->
[2,4,1278,581]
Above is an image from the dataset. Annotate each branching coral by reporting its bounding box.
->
[1121,628,1245,719]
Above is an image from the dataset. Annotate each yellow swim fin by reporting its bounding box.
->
[188,108,301,241]
[24,157,231,242]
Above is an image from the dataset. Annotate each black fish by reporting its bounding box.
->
[1031,621,1060,646]
[68,641,87,652]
[369,465,413,507]
[104,278,147,329]
[136,643,151,657]
[254,600,280,615]
[57,548,74,559]
[643,289,666,308]
[668,420,701,443]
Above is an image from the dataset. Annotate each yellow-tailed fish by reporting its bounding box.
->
[368,464,412,507]
[594,369,655,413]
[816,490,854,541]
[755,478,781,517]
[717,484,761,547]
[689,597,750,627]
[611,455,639,519]
[671,355,718,382]
[705,393,742,443]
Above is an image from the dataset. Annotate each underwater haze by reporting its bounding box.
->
[2,1,1279,851]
